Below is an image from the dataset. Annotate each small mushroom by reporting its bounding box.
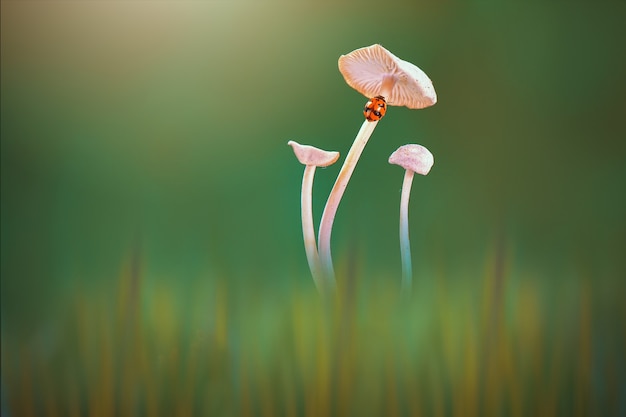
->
[388,144,434,292]
[317,44,437,279]
[288,140,339,293]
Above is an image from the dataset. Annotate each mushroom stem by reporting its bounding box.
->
[318,119,379,280]
[288,140,339,294]
[399,169,415,291]
[389,143,434,293]
[301,164,325,292]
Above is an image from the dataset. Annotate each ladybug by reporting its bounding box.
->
[363,95,387,122]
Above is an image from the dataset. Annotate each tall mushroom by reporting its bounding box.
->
[288,140,340,293]
[317,44,437,280]
[388,144,434,292]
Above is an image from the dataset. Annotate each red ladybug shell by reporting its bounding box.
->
[363,96,387,122]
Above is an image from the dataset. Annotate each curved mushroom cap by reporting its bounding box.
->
[389,144,434,175]
[338,44,437,109]
[288,141,340,167]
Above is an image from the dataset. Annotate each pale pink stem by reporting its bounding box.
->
[399,169,415,291]
[301,165,325,292]
[317,119,379,281]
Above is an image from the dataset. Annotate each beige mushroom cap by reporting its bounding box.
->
[338,44,437,109]
[288,141,340,167]
[389,144,434,175]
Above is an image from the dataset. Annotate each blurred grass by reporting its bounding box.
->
[2,239,624,416]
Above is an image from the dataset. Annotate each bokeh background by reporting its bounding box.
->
[2,1,625,416]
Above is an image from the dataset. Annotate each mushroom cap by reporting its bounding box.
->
[288,141,340,167]
[388,144,434,175]
[338,44,437,109]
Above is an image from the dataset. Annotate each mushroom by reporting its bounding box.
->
[317,44,437,279]
[388,144,434,292]
[338,43,437,108]
[288,140,340,293]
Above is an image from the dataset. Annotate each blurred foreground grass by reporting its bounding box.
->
[1,240,624,417]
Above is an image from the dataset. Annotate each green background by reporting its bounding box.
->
[1,1,625,415]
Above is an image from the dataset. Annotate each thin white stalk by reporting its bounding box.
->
[288,140,339,295]
[318,119,379,281]
[301,165,325,292]
[399,169,415,292]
